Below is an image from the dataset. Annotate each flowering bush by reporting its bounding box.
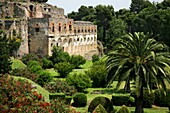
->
[0,74,79,113]
[11,68,38,83]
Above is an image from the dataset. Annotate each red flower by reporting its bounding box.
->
[38,94,42,101]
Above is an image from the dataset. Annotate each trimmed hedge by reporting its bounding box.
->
[49,93,65,100]
[116,105,130,113]
[112,94,135,106]
[93,104,108,113]
[88,96,114,113]
[72,93,87,107]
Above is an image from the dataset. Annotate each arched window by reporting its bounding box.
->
[58,23,61,32]
[69,21,72,31]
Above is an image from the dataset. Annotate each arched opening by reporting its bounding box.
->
[58,23,61,32]
[29,5,33,11]
[52,23,55,32]
[69,21,72,31]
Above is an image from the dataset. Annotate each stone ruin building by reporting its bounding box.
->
[0,0,99,59]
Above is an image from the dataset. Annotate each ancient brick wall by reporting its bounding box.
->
[28,18,49,56]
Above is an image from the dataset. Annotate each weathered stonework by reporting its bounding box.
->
[0,1,99,59]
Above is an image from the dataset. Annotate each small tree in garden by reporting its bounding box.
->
[86,61,108,88]
[54,62,74,78]
[50,46,70,64]
[69,55,86,68]
[66,73,92,92]
[21,53,40,65]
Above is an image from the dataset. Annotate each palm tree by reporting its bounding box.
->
[106,32,170,113]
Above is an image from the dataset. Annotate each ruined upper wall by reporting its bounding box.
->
[0,1,65,19]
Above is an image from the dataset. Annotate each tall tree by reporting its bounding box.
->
[0,30,12,74]
[106,32,170,113]
[106,18,127,51]
[130,0,154,13]
[95,5,114,44]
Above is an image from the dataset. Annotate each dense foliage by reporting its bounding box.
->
[106,32,170,113]
[42,58,53,69]
[66,73,92,92]
[92,54,99,62]
[0,74,77,113]
[54,62,74,78]
[69,55,86,68]
[0,31,12,74]
[116,105,130,113]
[72,93,87,107]
[36,70,53,86]
[22,54,40,65]
[88,96,114,113]
[93,104,108,113]
[49,46,70,64]
[44,80,77,96]
[85,61,108,88]
[11,68,38,83]
[112,94,135,106]
[130,89,155,108]
[154,89,170,107]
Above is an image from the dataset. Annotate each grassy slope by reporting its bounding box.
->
[11,59,27,69]
[11,59,49,101]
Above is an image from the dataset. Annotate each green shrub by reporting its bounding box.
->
[85,62,108,88]
[88,96,114,113]
[116,105,130,113]
[49,93,65,100]
[54,62,74,78]
[42,58,53,69]
[11,68,38,83]
[130,89,155,108]
[66,73,92,92]
[49,46,70,64]
[30,65,42,74]
[27,60,41,68]
[69,55,86,68]
[154,89,170,107]
[92,54,99,63]
[72,93,87,107]
[21,53,40,65]
[44,80,77,96]
[37,70,53,86]
[112,94,134,106]
[93,104,108,113]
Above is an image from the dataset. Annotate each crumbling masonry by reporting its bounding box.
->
[0,0,99,59]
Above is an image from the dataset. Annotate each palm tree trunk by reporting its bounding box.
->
[124,80,131,93]
[135,86,144,113]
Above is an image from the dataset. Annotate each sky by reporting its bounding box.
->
[47,0,163,14]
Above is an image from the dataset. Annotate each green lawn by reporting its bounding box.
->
[80,60,93,69]
[11,58,27,69]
